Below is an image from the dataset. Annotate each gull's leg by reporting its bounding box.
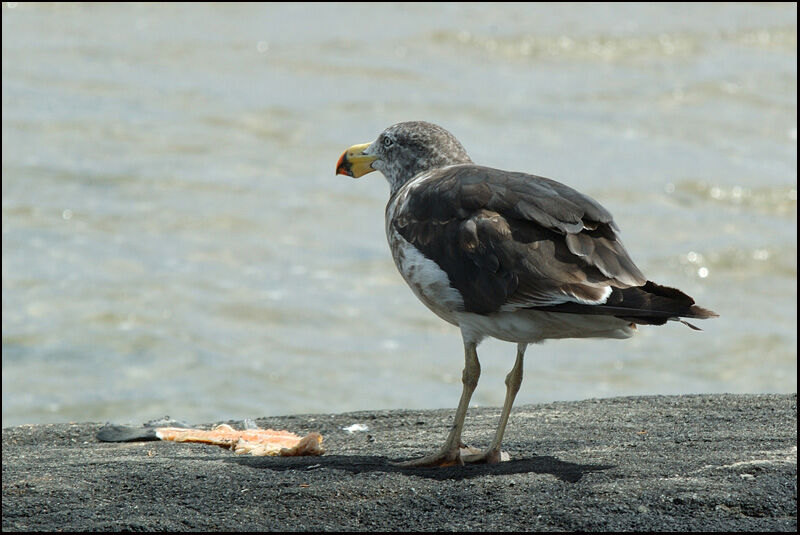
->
[461,343,526,464]
[392,340,480,467]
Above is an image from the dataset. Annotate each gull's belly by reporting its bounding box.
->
[455,309,636,345]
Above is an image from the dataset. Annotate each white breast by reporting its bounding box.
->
[386,190,464,326]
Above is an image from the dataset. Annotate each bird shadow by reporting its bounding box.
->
[225,454,613,483]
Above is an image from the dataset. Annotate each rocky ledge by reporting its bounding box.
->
[2,394,796,531]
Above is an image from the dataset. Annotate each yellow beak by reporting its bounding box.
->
[335,142,377,178]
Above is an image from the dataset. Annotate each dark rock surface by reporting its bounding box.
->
[2,394,797,531]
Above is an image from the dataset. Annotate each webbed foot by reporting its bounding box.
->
[391,445,509,467]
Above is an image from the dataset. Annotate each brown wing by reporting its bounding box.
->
[391,164,646,315]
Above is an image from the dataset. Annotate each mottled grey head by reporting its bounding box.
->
[336,121,473,192]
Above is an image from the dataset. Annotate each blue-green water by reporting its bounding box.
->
[2,3,796,427]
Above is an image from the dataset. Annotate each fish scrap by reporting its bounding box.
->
[156,424,324,456]
[97,420,324,457]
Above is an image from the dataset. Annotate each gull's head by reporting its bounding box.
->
[336,121,472,190]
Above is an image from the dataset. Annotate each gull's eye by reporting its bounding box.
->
[382,136,394,148]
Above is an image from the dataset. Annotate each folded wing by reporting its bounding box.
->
[392,165,715,324]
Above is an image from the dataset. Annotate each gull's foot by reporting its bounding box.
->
[391,446,510,468]
[459,446,511,464]
[390,447,461,467]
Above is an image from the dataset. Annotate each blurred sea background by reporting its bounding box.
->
[2,2,796,428]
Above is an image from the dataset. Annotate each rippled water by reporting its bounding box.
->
[2,3,796,427]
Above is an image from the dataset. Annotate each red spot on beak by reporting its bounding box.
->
[335,151,353,176]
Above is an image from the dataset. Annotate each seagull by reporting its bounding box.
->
[335,121,717,467]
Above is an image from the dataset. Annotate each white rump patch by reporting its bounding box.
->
[565,284,612,305]
[500,284,612,312]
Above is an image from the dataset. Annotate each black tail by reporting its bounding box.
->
[533,281,718,329]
